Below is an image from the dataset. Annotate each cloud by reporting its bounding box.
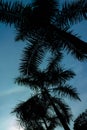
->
[0,87,27,97]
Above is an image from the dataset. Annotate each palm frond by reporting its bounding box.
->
[53,85,81,101]
[61,30,87,60]
[19,41,46,76]
[15,4,36,41]
[41,68,75,87]
[50,26,87,60]
[46,52,63,71]
[58,69,75,82]
[46,68,75,85]
[56,0,87,28]
[15,76,29,86]
[15,76,41,90]
[13,95,47,120]
[0,0,24,25]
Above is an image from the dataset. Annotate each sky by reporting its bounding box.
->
[0,1,87,130]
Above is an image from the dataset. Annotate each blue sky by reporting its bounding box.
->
[0,24,33,130]
[0,1,87,130]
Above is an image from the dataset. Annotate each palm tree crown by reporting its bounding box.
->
[13,94,61,130]
[0,0,87,60]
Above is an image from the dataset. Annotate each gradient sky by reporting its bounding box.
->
[0,1,87,130]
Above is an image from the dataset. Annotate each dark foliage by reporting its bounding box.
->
[0,0,87,130]
[74,109,87,130]
[0,0,87,60]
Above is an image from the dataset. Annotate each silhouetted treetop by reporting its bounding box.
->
[0,0,87,60]
[74,109,87,130]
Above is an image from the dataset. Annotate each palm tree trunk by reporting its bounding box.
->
[43,88,71,130]
[42,118,49,130]
[50,98,70,130]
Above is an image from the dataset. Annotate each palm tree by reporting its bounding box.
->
[15,72,80,130]
[14,45,81,130]
[12,90,73,130]
[0,0,87,60]
[13,94,63,130]
[74,109,87,130]
[0,0,87,130]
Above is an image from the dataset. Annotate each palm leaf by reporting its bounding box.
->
[53,85,81,101]
[45,68,75,86]
[46,52,63,71]
[15,76,41,90]
[19,41,46,76]
[0,0,24,25]
[59,0,87,28]
[47,26,87,60]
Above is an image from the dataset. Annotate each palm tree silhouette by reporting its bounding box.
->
[0,0,87,130]
[13,89,75,130]
[13,94,60,130]
[0,0,87,60]
[74,109,87,130]
[14,43,81,130]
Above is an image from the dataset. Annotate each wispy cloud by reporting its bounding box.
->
[0,87,27,97]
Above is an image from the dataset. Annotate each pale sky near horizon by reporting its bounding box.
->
[0,1,87,130]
